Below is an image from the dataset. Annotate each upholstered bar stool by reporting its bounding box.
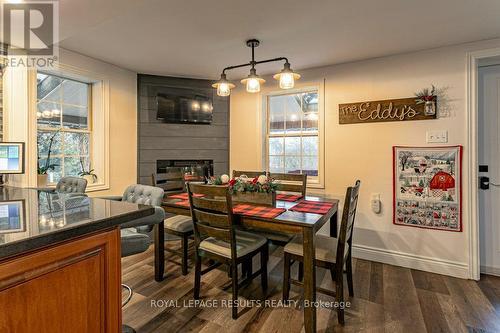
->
[103,184,166,333]
[55,176,88,194]
[120,229,150,333]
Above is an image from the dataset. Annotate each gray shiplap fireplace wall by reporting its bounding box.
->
[137,74,229,185]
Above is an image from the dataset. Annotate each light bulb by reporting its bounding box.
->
[213,73,235,97]
[52,109,61,116]
[273,62,300,90]
[246,77,261,93]
[279,72,295,89]
[192,101,200,111]
[201,102,212,112]
[36,111,42,119]
[42,110,52,118]
[217,82,231,96]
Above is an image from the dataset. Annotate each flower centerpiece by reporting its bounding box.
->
[207,174,278,206]
[415,85,437,116]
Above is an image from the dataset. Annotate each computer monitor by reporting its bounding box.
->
[0,142,25,174]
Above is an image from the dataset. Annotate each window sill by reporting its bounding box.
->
[41,182,109,193]
[86,183,110,192]
[307,182,325,190]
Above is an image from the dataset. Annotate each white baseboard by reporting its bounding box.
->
[480,265,500,277]
[352,244,469,279]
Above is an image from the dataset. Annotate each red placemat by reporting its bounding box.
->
[289,200,334,214]
[276,193,303,202]
[169,193,204,200]
[173,200,191,207]
[233,204,286,219]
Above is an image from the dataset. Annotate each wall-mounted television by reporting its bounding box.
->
[156,89,213,125]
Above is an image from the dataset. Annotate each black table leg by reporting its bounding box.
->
[330,211,338,238]
[154,221,165,282]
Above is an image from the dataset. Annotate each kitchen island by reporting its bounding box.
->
[0,187,155,333]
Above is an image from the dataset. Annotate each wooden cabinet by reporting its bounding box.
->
[0,229,121,333]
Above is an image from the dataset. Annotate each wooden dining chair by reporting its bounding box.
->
[163,214,194,275]
[232,170,267,178]
[282,180,360,325]
[151,173,194,275]
[187,183,269,319]
[269,172,307,197]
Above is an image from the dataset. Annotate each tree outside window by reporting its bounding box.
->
[36,73,91,183]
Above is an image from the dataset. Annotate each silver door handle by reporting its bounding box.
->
[490,182,500,186]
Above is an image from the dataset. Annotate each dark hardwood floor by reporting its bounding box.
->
[122,240,500,333]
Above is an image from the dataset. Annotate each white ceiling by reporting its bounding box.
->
[57,0,500,79]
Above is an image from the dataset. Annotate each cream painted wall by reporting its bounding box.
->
[56,49,138,196]
[230,38,500,278]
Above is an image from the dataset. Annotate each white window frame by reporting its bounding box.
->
[31,64,110,192]
[263,85,325,188]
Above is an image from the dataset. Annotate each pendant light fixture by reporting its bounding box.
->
[273,62,301,89]
[212,39,300,97]
[211,73,235,97]
[241,67,265,93]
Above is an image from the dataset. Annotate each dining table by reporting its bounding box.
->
[162,192,339,333]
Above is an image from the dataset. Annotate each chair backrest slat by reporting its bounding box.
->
[233,170,266,178]
[269,172,307,197]
[192,196,229,213]
[335,180,361,273]
[195,220,231,242]
[192,209,231,229]
[187,183,237,258]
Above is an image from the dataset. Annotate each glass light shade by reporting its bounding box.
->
[246,77,261,93]
[241,69,265,94]
[273,62,301,90]
[217,82,231,96]
[279,72,295,89]
[212,74,235,97]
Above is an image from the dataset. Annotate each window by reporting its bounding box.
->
[36,73,91,183]
[266,89,321,184]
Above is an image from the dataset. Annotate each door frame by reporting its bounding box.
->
[466,47,500,280]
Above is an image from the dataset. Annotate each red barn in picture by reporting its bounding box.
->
[430,171,455,197]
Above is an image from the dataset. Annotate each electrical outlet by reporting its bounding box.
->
[426,130,448,143]
[371,193,381,214]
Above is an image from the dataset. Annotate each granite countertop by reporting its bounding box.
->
[0,187,155,260]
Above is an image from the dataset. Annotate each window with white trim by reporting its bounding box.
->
[266,89,321,184]
[36,73,92,183]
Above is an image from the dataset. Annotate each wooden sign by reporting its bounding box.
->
[339,97,436,124]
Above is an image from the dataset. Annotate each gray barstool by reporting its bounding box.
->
[101,184,166,333]
[56,176,88,194]
[120,228,151,333]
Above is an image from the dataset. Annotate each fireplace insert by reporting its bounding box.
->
[153,160,213,192]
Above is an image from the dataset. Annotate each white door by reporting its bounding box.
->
[479,64,500,276]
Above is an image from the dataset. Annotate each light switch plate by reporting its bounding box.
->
[426,130,448,143]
